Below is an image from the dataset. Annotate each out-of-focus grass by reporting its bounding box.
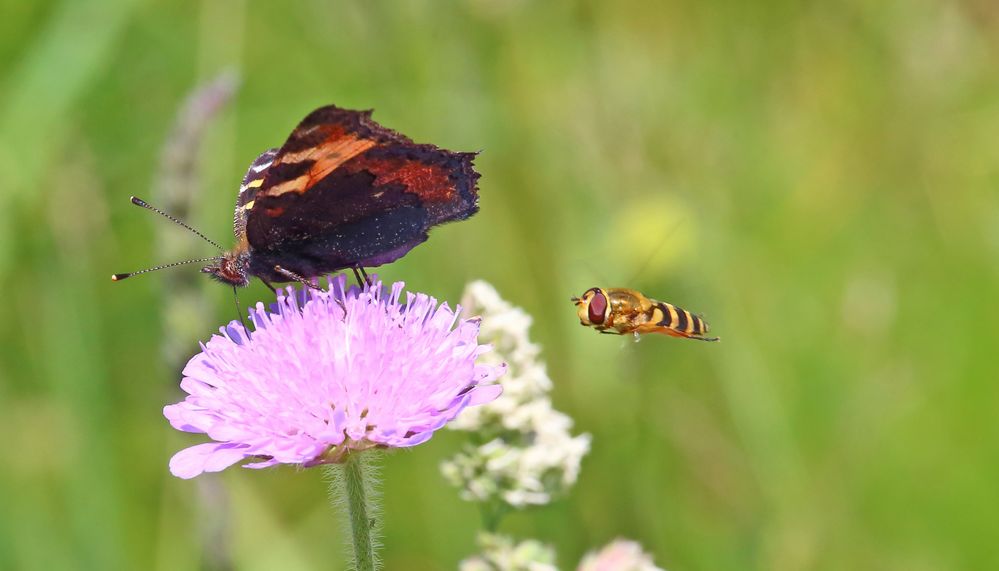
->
[2,1,998,569]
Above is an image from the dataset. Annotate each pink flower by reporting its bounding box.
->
[164,276,505,479]
[577,539,664,571]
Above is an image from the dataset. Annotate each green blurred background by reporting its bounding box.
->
[2,1,998,569]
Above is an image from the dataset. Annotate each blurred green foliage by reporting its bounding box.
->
[2,1,998,569]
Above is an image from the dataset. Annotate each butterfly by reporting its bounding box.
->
[114,104,481,290]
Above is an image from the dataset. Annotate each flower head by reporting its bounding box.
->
[164,275,505,479]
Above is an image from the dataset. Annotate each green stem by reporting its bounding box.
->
[479,501,510,533]
[327,454,377,571]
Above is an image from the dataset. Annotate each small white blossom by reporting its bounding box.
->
[443,281,591,508]
[460,533,558,571]
[576,539,665,571]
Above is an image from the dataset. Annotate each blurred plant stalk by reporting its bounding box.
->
[450,282,666,571]
[448,281,589,568]
[445,281,591,523]
[155,69,239,367]
[154,70,240,571]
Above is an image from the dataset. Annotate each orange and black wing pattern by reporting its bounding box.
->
[243,105,480,278]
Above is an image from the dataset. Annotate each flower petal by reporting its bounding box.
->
[168,442,249,479]
[464,384,503,406]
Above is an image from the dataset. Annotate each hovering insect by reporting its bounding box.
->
[112,104,480,290]
[571,287,719,342]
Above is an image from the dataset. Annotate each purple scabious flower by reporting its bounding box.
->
[164,275,505,479]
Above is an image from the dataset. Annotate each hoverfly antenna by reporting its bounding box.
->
[129,196,225,250]
[111,256,222,281]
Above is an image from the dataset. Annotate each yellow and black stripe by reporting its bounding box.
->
[656,302,716,341]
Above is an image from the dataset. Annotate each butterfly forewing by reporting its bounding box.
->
[234,148,278,238]
[242,105,480,277]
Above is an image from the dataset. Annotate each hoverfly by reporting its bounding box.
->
[571,287,719,342]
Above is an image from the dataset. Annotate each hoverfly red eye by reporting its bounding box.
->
[588,291,607,324]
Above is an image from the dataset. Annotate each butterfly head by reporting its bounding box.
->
[202,250,250,287]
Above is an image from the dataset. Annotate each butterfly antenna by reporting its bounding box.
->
[111,256,222,281]
[129,196,225,250]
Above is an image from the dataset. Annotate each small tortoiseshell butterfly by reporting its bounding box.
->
[113,104,480,289]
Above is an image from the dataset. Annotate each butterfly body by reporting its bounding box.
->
[202,105,480,287]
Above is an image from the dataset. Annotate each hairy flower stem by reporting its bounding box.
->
[328,454,378,571]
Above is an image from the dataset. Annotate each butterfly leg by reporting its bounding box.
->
[274,265,347,315]
[350,266,373,287]
[351,267,365,287]
[259,278,277,294]
[273,265,322,291]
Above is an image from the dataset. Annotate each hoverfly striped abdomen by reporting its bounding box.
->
[655,302,715,340]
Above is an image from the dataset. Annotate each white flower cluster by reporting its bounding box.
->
[460,534,664,571]
[459,533,558,571]
[577,539,665,571]
[442,281,591,508]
